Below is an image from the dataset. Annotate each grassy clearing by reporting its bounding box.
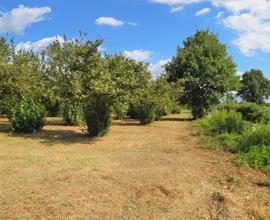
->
[0,114,269,219]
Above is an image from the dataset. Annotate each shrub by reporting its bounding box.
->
[127,105,139,119]
[237,124,270,153]
[172,105,181,114]
[84,96,112,137]
[237,145,270,171]
[155,104,167,121]
[218,102,270,124]
[136,104,156,125]
[113,103,128,120]
[10,99,46,133]
[216,133,242,153]
[191,105,205,119]
[199,110,246,136]
[61,102,84,126]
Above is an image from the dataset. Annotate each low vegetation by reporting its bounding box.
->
[199,103,270,172]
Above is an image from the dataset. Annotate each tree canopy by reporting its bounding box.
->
[166,30,239,118]
[238,69,270,104]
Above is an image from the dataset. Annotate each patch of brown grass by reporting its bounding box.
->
[0,114,269,219]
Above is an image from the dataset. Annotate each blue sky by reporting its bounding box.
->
[1,0,270,78]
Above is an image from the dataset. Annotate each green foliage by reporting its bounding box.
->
[152,75,179,120]
[84,96,112,137]
[218,102,270,124]
[199,110,246,136]
[172,105,181,114]
[237,124,270,153]
[200,109,270,171]
[113,103,128,120]
[237,146,270,172]
[216,133,241,153]
[61,102,84,125]
[166,30,239,118]
[238,69,270,104]
[136,103,156,125]
[10,99,46,133]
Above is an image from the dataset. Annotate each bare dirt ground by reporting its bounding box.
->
[0,114,269,220]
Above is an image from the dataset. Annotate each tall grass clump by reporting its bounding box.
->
[237,145,270,172]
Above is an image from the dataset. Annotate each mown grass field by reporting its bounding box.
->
[0,113,269,219]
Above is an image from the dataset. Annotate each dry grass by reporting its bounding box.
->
[0,114,269,219]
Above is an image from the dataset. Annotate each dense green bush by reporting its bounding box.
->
[237,145,270,171]
[200,109,270,172]
[199,110,246,136]
[218,102,270,124]
[172,105,181,114]
[237,124,270,153]
[216,133,241,153]
[155,105,166,121]
[113,103,128,120]
[127,105,139,119]
[10,99,46,133]
[61,102,84,126]
[84,96,112,137]
[135,104,156,125]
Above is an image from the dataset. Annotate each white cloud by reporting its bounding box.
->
[16,36,64,52]
[95,17,124,27]
[98,45,106,52]
[237,70,244,76]
[215,11,224,19]
[0,5,51,34]
[150,0,270,56]
[211,0,270,56]
[123,49,154,62]
[127,22,139,26]
[150,0,204,6]
[149,59,171,77]
[170,5,184,13]
[150,0,205,12]
[195,7,211,16]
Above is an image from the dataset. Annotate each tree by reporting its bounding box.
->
[0,49,45,117]
[238,69,270,104]
[44,34,103,125]
[166,30,239,118]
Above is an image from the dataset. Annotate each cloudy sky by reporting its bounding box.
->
[1,0,270,78]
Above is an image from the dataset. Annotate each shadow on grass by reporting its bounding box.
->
[12,129,96,146]
[112,119,141,127]
[160,117,194,122]
[0,118,12,133]
[0,118,97,146]
[255,181,270,189]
